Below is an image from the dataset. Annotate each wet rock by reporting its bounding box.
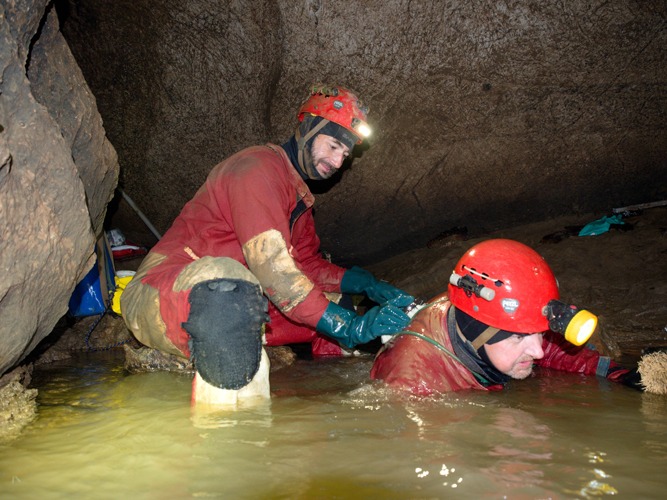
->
[266,345,297,371]
[0,366,37,443]
[426,227,468,249]
[539,226,585,244]
[58,1,667,266]
[33,314,134,366]
[122,344,297,374]
[0,0,118,378]
[123,344,193,374]
[591,317,624,360]
[27,5,118,235]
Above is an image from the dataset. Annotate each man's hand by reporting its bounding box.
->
[316,301,411,348]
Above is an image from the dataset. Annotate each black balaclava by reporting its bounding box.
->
[448,307,511,386]
[281,115,357,180]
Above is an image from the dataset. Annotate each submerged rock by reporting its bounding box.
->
[265,345,297,371]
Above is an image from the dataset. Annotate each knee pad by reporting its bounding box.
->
[182,278,269,390]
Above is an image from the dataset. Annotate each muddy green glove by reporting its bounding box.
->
[316,301,411,348]
[341,266,414,306]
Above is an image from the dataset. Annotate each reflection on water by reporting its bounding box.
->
[1,351,666,498]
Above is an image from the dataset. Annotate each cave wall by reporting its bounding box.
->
[58,0,667,265]
[57,0,284,230]
[0,0,119,376]
[276,1,667,264]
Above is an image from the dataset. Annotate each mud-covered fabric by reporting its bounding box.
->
[538,330,626,377]
[264,292,349,358]
[371,293,492,395]
[120,252,184,356]
[122,254,262,358]
[182,278,269,390]
[242,228,315,312]
[134,145,345,350]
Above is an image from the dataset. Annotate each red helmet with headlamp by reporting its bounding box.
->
[448,239,597,346]
[297,84,371,143]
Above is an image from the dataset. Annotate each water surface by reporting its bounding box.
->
[1,350,666,499]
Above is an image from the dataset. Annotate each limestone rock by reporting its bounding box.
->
[266,345,297,372]
[0,0,119,377]
[28,6,119,235]
[122,344,297,374]
[0,366,37,443]
[123,344,193,374]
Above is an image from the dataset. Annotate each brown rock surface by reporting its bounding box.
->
[0,366,37,443]
[0,1,119,376]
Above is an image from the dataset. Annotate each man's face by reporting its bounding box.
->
[309,133,351,179]
[484,333,545,379]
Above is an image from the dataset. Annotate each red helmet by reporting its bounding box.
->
[448,239,560,334]
[297,84,370,144]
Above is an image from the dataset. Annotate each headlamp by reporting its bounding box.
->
[449,272,496,301]
[545,300,597,346]
[351,118,371,138]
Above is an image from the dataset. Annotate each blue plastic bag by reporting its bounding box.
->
[68,262,108,316]
[578,215,624,236]
[68,236,116,317]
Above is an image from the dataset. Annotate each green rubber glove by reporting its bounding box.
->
[341,266,414,306]
[316,301,411,348]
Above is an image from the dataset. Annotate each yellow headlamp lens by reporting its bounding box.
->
[564,310,598,346]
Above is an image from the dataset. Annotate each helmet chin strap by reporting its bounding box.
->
[296,117,329,180]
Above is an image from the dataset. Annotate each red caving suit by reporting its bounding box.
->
[371,292,628,395]
[121,144,347,359]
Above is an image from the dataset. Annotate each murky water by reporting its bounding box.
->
[1,350,666,499]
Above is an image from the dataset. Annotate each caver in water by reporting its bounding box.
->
[371,239,646,394]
